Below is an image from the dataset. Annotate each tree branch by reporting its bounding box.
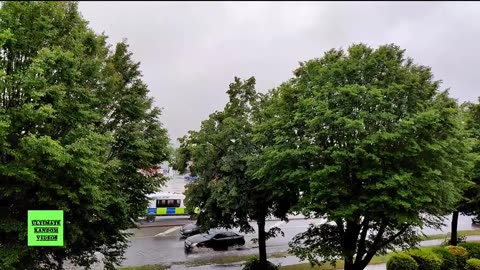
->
[381,225,409,248]
[360,225,409,269]
[336,219,345,243]
[354,218,370,266]
[371,223,386,251]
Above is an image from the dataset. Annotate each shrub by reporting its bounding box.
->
[460,242,480,259]
[431,247,457,270]
[242,256,278,270]
[441,233,466,246]
[446,245,469,269]
[408,250,442,270]
[387,253,419,270]
[466,258,480,270]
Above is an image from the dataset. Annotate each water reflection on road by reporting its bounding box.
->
[72,176,480,269]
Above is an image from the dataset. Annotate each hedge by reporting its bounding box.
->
[387,253,419,270]
[460,242,480,259]
[431,247,457,270]
[445,245,468,269]
[242,256,278,270]
[466,258,480,270]
[408,250,441,270]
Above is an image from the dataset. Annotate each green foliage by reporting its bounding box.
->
[175,76,298,263]
[255,43,475,269]
[387,253,419,270]
[442,232,467,246]
[431,247,457,270]
[242,256,279,270]
[407,250,442,270]
[466,258,480,270]
[179,77,262,233]
[446,245,469,269]
[460,242,480,259]
[457,101,480,221]
[0,2,170,269]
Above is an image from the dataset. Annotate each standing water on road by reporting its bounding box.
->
[70,172,480,269]
[160,169,191,194]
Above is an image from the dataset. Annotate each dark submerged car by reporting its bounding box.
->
[472,217,480,224]
[180,223,201,237]
[184,230,245,251]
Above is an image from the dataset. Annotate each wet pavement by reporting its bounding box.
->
[65,174,480,269]
[162,172,189,194]
[121,218,312,267]
[118,213,478,268]
[166,235,480,270]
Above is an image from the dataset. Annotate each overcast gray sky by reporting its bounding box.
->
[79,1,480,146]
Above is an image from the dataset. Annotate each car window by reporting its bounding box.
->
[214,233,226,239]
[223,231,237,237]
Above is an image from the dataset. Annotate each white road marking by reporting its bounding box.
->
[154,226,181,237]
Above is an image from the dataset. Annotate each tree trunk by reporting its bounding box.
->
[55,253,64,270]
[257,217,267,266]
[451,211,459,246]
[344,259,354,270]
[344,255,364,270]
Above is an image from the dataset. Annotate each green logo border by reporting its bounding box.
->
[28,210,64,247]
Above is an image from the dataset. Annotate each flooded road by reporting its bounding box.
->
[66,174,480,269]
[119,213,478,267]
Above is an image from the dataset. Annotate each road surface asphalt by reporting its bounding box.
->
[118,214,478,268]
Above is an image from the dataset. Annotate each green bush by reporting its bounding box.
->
[460,243,480,259]
[431,247,457,270]
[408,250,442,270]
[387,253,419,270]
[441,233,466,246]
[465,258,480,270]
[446,245,469,269]
[242,256,278,270]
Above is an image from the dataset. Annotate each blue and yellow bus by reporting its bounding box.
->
[146,192,188,216]
[144,192,201,222]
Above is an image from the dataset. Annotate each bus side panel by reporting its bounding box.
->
[148,199,156,208]
[148,207,189,216]
[175,208,185,215]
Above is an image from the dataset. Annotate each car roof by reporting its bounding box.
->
[205,229,238,236]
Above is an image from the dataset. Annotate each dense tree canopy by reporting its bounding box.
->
[447,101,480,246]
[0,2,170,269]
[454,102,480,219]
[0,2,477,270]
[174,77,299,266]
[253,44,475,270]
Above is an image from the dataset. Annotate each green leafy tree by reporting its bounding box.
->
[450,100,480,245]
[254,44,475,270]
[0,2,170,269]
[173,77,299,266]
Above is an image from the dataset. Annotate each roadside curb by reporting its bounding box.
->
[134,217,316,228]
[135,222,191,228]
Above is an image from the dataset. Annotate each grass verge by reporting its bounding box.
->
[118,265,167,270]
[118,230,480,270]
[419,229,480,240]
[183,251,289,266]
[278,243,480,270]
[278,246,442,270]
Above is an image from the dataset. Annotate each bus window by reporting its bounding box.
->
[173,199,180,207]
[156,199,181,207]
